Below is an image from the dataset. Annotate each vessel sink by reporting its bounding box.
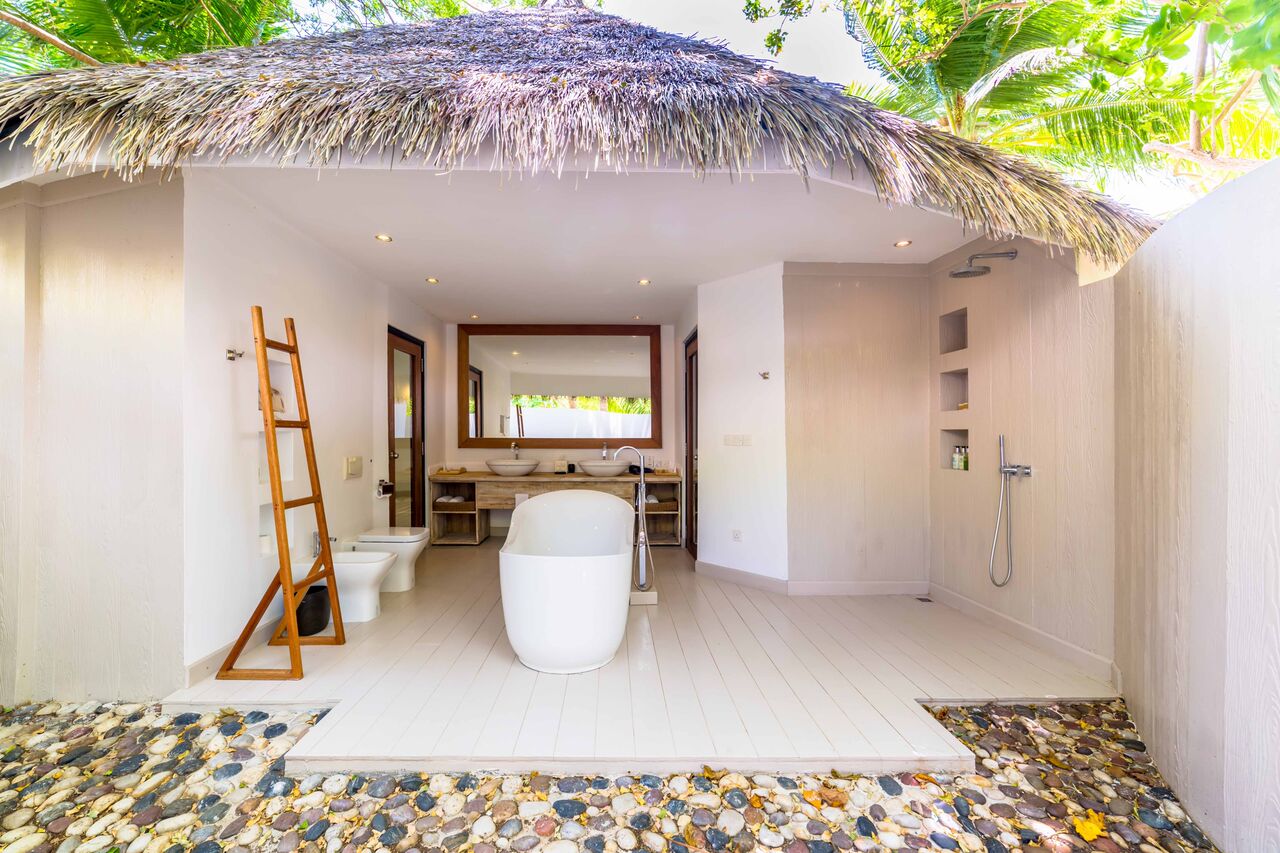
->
[486,459,539,477]
[578,460,631,477]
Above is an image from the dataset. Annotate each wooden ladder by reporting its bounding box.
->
[217,307,346,680]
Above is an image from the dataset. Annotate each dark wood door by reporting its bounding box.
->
[684,331,698,558]
[388,328,425,527]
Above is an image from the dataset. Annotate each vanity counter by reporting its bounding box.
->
[428,470,683,546]
[430,471,681,484]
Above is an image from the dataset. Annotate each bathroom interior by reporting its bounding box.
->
[113,162,1121,775]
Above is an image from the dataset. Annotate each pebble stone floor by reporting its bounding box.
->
[0,699,1216,853]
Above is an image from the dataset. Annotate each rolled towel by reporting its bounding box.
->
[645,494,660,503]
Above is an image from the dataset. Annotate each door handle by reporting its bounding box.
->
[391,451,400,459]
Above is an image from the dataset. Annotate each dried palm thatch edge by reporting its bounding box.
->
[0,9,1156,263]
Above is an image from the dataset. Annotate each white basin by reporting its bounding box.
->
[578,460,631,477]
[487,459,539,477]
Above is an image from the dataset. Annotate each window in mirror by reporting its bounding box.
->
[458,325,661,449]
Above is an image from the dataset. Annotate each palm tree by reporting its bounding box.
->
[0,0,543,73]
[746,0,1278,186]
[0,1,296,72]
[837,0,1192,181]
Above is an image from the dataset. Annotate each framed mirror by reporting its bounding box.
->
[458,324,662,449]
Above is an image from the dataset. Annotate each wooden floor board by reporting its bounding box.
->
[167,539,1115,773]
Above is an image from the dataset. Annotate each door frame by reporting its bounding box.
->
[684,329,698,558]
[388,327,426,528]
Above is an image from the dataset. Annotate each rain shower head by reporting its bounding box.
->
[949,250,1018,278]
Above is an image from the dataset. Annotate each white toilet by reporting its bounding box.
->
[354,526,429,593]
[294,550,395,623]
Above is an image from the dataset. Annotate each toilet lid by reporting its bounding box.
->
[358,526,429,543]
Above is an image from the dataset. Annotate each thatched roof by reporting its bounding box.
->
[0,4,1154,262]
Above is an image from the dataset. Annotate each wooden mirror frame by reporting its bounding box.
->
[457,324,662,449]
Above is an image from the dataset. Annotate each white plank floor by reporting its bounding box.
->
[164,541,1115,774]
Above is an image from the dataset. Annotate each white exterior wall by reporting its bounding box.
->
[181,170,446,676]
[1115,161,1280,850]
[0,175,186,701]
[694,265,789,582]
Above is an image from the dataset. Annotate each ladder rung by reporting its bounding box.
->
[274,419,309,429]
[264,338,296,353]
[281,495,318,509]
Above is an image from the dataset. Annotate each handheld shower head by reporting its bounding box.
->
[949,250,1018,279]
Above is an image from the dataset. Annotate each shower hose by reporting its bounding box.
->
[989,465,1015,587]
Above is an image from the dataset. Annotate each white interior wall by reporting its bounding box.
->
[469,343,512,438]
[782,263,931,595]
[926,238,1116,681]
[182,170,445,674]
[694,265,789,582]
[1114,161,1280,851]
[0,175,186,700]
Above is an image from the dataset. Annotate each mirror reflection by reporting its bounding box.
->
[467,334,653,440]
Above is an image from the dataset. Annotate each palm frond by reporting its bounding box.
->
[845,80,938,122]
[986,84,1191,172]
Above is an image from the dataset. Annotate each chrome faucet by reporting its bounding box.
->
[601,441,609,460]
[613,446,653,592]
[510,441,520,459]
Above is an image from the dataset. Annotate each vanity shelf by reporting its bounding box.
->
[428,481,488,544]
[429,471,683,546]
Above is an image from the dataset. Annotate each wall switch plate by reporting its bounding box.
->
[739,434,752,446]
[344,456,363,479]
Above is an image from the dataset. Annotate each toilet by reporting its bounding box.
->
[354,526,429,593]
[294,550,394,623]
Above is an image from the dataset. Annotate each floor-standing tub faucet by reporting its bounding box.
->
[613,445,654,592]
[989,434,1032,587]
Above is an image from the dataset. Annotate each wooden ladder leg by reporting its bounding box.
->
[285,318,346,646]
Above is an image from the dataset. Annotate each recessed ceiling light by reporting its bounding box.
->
[893,239,913,248]
[511,351,520,356]
[638,279,651,286]
[470,314,479,320]
[374,233,393,243]
[425,277,439,285]
[632,315,642,320]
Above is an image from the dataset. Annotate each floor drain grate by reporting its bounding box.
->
[916,597,933,603]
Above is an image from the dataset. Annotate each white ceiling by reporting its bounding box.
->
[215,167,975,323]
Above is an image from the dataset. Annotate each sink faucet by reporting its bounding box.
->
[510,441,519,459]
[601,441,609,460]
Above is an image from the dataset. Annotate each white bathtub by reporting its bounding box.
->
[499,490,634,673]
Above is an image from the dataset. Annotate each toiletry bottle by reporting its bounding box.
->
[952,446,961,470]
[962,446,969,470]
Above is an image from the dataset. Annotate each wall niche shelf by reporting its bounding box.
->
[940,307,968,355]
[940,368,970,412]
[940,428,970,470]
[938,307,971,470]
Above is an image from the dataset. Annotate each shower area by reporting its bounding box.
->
[923,238,1116,676]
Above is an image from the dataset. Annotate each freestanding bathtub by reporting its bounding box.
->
[499,489,634,673]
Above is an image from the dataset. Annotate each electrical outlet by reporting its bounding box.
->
[731,529,743,542]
